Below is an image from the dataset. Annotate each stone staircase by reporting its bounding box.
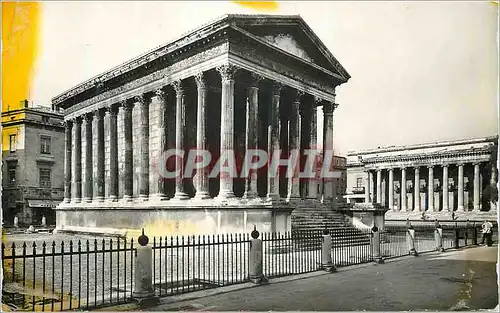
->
[291,204,372,250]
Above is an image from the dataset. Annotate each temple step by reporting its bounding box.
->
[290,205,371,249]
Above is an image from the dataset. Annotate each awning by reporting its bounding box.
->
[27,200,58,208]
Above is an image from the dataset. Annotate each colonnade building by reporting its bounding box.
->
[52,15,351,237]
[345,136,498,221]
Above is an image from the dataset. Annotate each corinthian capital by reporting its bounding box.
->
[172,80,184,95]
[249,73,264,88]
[313,96,323,105]
[83,112,94,123]
[155,88,166,102]
[74,116,83,125]
[63,120,73,129]
[120,99,134,111]
[271,82,283,96]
[294,90,304,103]
[134,94,146,105]
[106,103,119,116]
[195,72,207,89]
[216,64,238,83]
[323,102,338,114]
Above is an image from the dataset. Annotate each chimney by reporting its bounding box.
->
[21,99,29,108]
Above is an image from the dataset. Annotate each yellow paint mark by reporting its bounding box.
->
[2,2,42,111]
[231,1,279,12]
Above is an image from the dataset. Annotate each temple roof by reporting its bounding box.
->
[51,14,350,106]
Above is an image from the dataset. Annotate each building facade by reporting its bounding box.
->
[345,136,498,221]
[2,100,65,226]
[51,15,350,237]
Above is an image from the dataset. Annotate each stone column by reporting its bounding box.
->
[427,166,434,211]
[73,117,83,202]
[322,101,336,201]
[401,167,407,212]
[266,81,282,201]
[243,74,262,199]
[83,113,93,202]
[108,104,119,201]
[414,167,420,211]
[137,94,150,200]
[306,100,318,199]
[388,168,394,209]
[369,171,374,202]
[364,170,371,203]
[152,89,168,200]
[194,72,210,199]
[287,90,303,201]
[473,162,480,211]
[376,169,382,204]
[442,164,449,211]
[95,109,105,201]
[216,64,237,200]
[490,163,497,212]
[457,163,465,211]
[172,80,189,200]
[123,100,134,201]
[63,121,73,203]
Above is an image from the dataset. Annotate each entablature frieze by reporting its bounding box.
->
[63,45,230,121]
[362,153,493,171]
[52,20,233,106]
[63,49,339,121]
[228,55,336,103]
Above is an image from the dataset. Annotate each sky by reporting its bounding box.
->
[29,1,499,155]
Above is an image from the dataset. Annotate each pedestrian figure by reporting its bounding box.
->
[481,220,494,246]
[13,216,19,229]
[41,215,46,227]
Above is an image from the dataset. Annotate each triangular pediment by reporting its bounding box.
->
[260,33,315,63]
[229,15,350,81]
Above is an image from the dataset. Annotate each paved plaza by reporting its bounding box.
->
[146,246,498,312]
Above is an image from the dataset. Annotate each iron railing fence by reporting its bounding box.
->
[382,222,493,256]
[330,228,373,267]
[262,229,374,279]
[2,223,492,312]
[380,226,409,259]
[150,234,251,297]
[1,238,135,312]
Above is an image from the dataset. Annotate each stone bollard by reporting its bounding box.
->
[371,226,384,264]
[133,229,159,307]
[406,224,418,256]
[321,229,336,272]
[41,215,46,227]
[13,216,19,229]
[248,226,268,284]
[434,222,445,252]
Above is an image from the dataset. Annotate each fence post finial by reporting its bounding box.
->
[138,228,149,246]
[251,225,260,239]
